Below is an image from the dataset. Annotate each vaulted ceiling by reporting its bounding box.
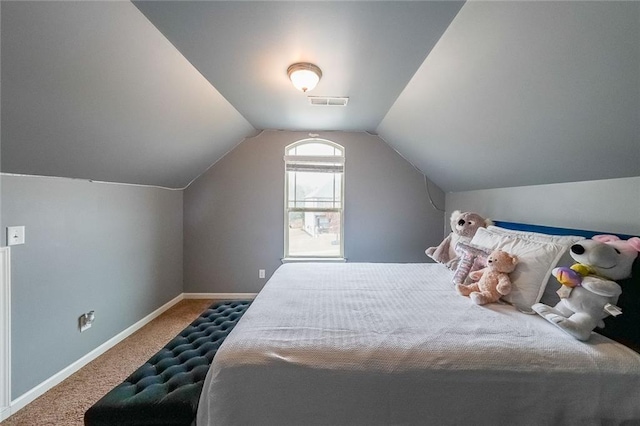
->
[132,1,463,133]
[1,1,638,191]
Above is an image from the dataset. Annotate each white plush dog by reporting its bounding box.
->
[532,235,640,341]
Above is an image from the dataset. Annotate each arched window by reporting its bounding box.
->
[284,139,344,259]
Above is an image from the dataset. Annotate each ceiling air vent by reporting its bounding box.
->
[308,96,349,107]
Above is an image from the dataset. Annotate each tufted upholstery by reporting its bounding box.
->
[85,300,251,426]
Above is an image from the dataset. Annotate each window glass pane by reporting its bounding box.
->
[287,142,341,157]
[288,172,297,206]
[288,211,341,257]
[333,173,342,207]
[287,171,342,209]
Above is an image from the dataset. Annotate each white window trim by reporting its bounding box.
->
[283,155,345,164]
[281,257,347,263]
[284,139,345,260]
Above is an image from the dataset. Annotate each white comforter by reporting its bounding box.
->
[197,263,640,426]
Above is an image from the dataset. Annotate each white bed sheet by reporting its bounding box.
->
[197,263,640,425]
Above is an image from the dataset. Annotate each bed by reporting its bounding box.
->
[197,224,640,426]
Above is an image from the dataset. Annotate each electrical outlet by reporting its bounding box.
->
[259,269,266,279]
[80,321,92,332]
[79,311,95,332]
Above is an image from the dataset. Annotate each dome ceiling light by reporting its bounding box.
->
[287,62,322,93]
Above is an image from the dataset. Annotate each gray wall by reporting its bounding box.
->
[446,177,640,236]
[0,174,183,398]
[184,130,445,293]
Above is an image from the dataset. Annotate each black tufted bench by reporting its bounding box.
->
[85,300,251,426]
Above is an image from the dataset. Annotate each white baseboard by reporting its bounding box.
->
[4,291,257,420]
[6,293,184,418]
[183,292,257,300]
[0,406,10,422]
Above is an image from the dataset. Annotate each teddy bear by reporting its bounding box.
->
[455,249,518,305]
[532,235,640,341]
[426,210,493,270]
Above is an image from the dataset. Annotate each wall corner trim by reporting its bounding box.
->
[0,248,12,422]
[6,293,185,419]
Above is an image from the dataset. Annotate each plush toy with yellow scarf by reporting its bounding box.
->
[532,235,640,341]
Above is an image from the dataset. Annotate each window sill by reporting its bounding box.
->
[281,257,347,264]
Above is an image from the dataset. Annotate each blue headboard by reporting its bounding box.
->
[493,221,638,240]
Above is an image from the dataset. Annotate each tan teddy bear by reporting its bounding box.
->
[455,249,518,305]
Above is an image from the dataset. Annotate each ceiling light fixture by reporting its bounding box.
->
[287,62,322,93]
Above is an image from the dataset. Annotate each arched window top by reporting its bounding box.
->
[286,139,343,157]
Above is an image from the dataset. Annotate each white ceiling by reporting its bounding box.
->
[1,1,638,191]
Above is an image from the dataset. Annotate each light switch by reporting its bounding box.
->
[7,226,25,246]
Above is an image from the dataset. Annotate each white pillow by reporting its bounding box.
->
[486,226,584,246]
[487,226,585,306]
[470,227,567,312]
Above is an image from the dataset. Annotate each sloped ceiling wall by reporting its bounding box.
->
[1,1,638,192]
[378,1,640,192]
[1,1,255,188]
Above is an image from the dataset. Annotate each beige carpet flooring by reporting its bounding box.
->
[1,298,215,426]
